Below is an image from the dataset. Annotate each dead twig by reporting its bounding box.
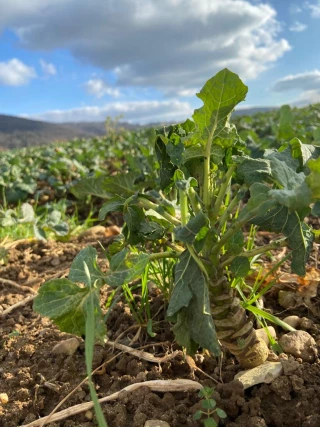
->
[22,379,203,427]
[106,339,181,364]
[0,294,36,317]
[0,277,37,294]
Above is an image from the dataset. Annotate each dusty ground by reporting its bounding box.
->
[0,228,320,427]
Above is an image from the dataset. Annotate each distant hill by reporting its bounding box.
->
[0,106,277,150]
[233,107,277,116]
[0,115,93,150]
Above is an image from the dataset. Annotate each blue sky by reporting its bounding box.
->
[0,0,320,124]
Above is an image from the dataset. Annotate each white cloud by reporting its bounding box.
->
[289,4,302,13]
[306,1,320,17]
[289,21,307,32]
[272,70,320,106]
[292,89,320,105]
[0,58,36,86]
[272,70,320,92]
[84,79,120,98]
[39,59,56,76]
[0,0,290,95]
[24,99,193,124]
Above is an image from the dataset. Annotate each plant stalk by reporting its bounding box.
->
[210,165,236,224]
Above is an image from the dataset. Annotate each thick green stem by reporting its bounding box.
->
[203,121,217,212]
[220,239,287,268]
[137,197,181,226]
[149,251,181,260]
[217,190,242,234]
[179,189,189,226]
[210,165,236,224]
[187,187,202,215]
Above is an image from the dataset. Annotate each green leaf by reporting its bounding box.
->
[47,210,62,226]
[123,205,146,245]
[71,175,111,199]
[204,418,218,427]
[139,221,165,240]
[33,278,105,343]
[19,203,35,223]
[216,408,227,419]
[99,196,125,220]
[174,211,207,243]
[166,140,184,166]
[52,222,69,236]
[230,256,250,278]
[235,157,271,185]
[278,105,295,141]
[72,172,141,199]
[311,201,320,217]
[155,136,177,190]
[225,230,244,256]
[289,138,320,167]
[201,399,216,410]
[107,248,149,287]
[103,172,143,197]
[167,251,220,355]
[69,246,106,286]
[199,387,214,399]
[193,410,202,421]
[192,69,248,146]
[251,206,314,276]
[144,209,174,229]
[182,144,224,165]
[238,183,275,222]
[306,157,320,200]
[33,224,47,241]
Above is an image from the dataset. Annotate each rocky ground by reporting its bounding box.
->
[0,227,320,427]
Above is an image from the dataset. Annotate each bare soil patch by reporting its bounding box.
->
[1,232,320,427]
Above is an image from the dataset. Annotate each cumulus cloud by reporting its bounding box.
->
[84,79,120,98]
[272,70,320,107]
[293,89,320,106]
[289,21,307,32]
[306,1,320,18]
[24,99,193,124]
[272,70,320,92]
[0,58,36,86]
[39,59,56,76]
[0,0,290,95]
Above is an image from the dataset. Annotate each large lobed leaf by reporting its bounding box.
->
[33,278,105,343]
[192,68,248,146]
[167,251,220,355]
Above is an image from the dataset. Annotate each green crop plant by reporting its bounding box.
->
[34,69,320,368]
[194,386,227,427]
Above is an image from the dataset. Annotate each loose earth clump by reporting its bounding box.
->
[0,233,319,427]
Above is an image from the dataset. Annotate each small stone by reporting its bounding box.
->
[144,421,171,427]
[85,410,94,420]
[234,362,283,390]
[105,225,121,237]
[52,338,79,356]
[256,326,277,346]
[79,226,106,239]
[50,257,60,266]
[281,359,300,375]
[279,331,317,362]
[283,315,301,329]
[0,393,9,404]
[300,317,314,331]
[278,291,296,309]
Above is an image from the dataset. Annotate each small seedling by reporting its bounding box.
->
[194,387,227,427]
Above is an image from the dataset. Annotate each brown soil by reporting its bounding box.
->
[0,232,320,427]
